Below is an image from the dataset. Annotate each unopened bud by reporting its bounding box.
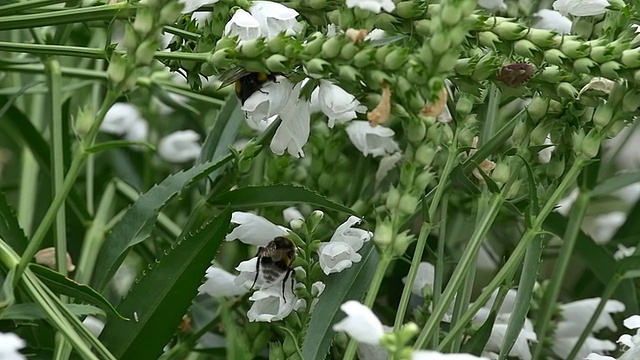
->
[430,33,452,56]
[456,94,474,116]
[572,17,594,39]
[600,61,623,79]
[107,53,128,84]
[556,82,578,99]
[527,96,549,122]
[321,36,344,59]
[573,57,597,75]
[526,28,555,48]
[265,54,288,73]
[304,58,331,76]
[303,32,325,57]
[414,19,431,36]
[546,156,565,179]
[415,144,435,166]
[491,162,510,184]
[384,48,409,70]
[396,1,424,19]
[590,46,614,63]
[605,120,627,138]
[159,1,183,24]
[267,34,286,53]
[511,120,528,144]
[208,49,233,69]
[398,193,419,215]
[307,210,324,233]
[133,8,154,36]
[135,38,157,65]
[74,106,93,137]
[623,90,640,112]
[493,22,526,40]
[392,230,414,257]
[415,171,434,190]
[240,38,265,58]
[506,179,522,199]
[353,47,375,68]
[593,103,614,130]
[340,42,357,60]
[386,187,400,210]
[290,219,304,230]
[478,31,500,49]
[513,39,540,58]
[580,129,601,159]
[561,39,590,58]
[530,122,552,145]
[543,49,567,66]
[338,65,361,83]
[373,219,394,249]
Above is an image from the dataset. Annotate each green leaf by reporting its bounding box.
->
[197,94,244,183]
[85,140,156,154]
[91,156,233,290]
[0,190,28,254]
[29,264,126,320]
[99,209,231,360]
[209,184,359,217]
[301,242,378,360]
[592,171,640,197]
[0,267,15,308]
[1,303,104,320]
[461,310,496,355]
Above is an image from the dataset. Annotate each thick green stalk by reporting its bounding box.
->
[0,2,134,30]
[0,0,68,16]
[480,85,501,146]
[437,159,587,350]
[393,134,459,331]
[414,191,505,348]
[531,189,591,359]
[431,193,449,348]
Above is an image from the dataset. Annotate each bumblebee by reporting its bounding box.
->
[218,67,277,104]
[251,236,296,301]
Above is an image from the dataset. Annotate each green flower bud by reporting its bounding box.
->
[546,156,565,179]
[622,90,640,112]
[590,46,614,63]
[561,39,590,58]
[396,75,412,95]
[368,70,394,88]
[414,19,431,36]
[415,144,435,166]
[530,121,552,145]
[491,161,510,184]
[302,32,325,57]
[408,94,426,114]
[375,45,394,64]
[526,96,549,122]
[456,94,474,116]
[239,38,265,58]
[133,8,154,36]
[415,171,434,190]
[353,7,370,19]
[513,39,540,59]
[269,342,286,360]
[307,210,324,233]
[608,82,627,106]
[441,124,453,145]
[440,3,462,25]
[107,52,128,85]
[430,33,451,56]
[454,58,474,76]
[396,1,425,19]
[74,105,93,137]
[506,179,522,199]
[304,58,331,76]
[548,99,563,114]
[321,36,344,59]
[511,119,529,145]
[538,66,566,83]
[471,53,498,81]
[267,34,286,53]
[493,22,527,41]
[318,172,334,190]
[437,51,459,73]
[307,0,327,9]
[556,82,578,99]
[580,129,601,160]
[543,49,567,66]
[526,28,555,48]
[635,69,640,84]
[123,24,138,52]
[427,122,442,143]
[384,48,409,70]
[605,119,627,138]
[447,26,468,46]
[373,219,394,249]
[353,48,374,68]
[135,38,157,65]
[392,230,415,257]
[340,42,357,60]
[208,49,233,69]
[593,102,613,130]
[406,65,428,85]
[159,2,182,24]
[478,31,501,49]
[600,61,623,79]
[571,17,594,39]
[386,186,401,210]
[214,36,237,52]
[398,193,419,215]
[339,8,355,27]
[265,54,288,73]
[621,48,640,68]
[572,57,597,75]
[338,65,361,83]
[290,219,304,230]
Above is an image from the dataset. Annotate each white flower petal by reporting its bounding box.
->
[247,284,296,322]
[330,216,372,249]
[615,244,637,260]
[346,121,400,157]
[83,316,105,337]
[478,0,507,11]
[532,9,572,34]
[313,80,366,128]
[179,0,219,13]
[552,0,609,16]
[269,81,311,157]
[226,212,289,245]
[333,301,384,344]
[101,103,148,141]
[402,261,435,296]
[0,332,26,360]
[553,336,615,360]
[624,315,640,330]
[345,0,395,13]
[557,298,625,336]
[538,135,555,164]
[317,242,362,275]
[243,77,293,122]
[200,266,249,298]
[283,207,304,224]
[586,354,616,360]
[224,9,261,42]
[375,152,403,185]
[249,1,302,39]
[412,350,490,360]
[157,130,201,163]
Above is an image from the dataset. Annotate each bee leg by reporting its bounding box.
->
[282,269,292,303]
[251,258,261,290]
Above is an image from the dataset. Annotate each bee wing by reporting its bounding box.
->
[218,67,250,89]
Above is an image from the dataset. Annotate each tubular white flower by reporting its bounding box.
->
[586,354,616,360]
[247,284,296,322]
[283,207,304,224]
[310,80,367,128]
[333,301,384,344]
[179,0,219,13]
[345,0,395,13]
[582,212,627,244]
[225,212,289,245]
[242,77,293,123]
[317,216,371,275]
[552,335,616,360]
[346,121,400,157]
[615,244,636,260]
[199,266,248,298]
[412,351,490,360]
[331,216,372,245]
[101,103,149,141]
[478,0,507,11]
[249,1,302,39]
[157,130,202,163]
[538,135,555,164]
[269,81,311,157]
[552,0,609,16]
[533,9,572,34]
[82,316,105,337]
[402,261,435,296]
[0,332,26,360]
[375,152,403,185]
[224,9,261,42]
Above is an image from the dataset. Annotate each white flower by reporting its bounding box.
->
[310,80,367,128]
[157,130,202,163]
[533,9,572,34]
[375,152,403,185]
[0,332,26,360]
[224,9,261,42]
[199,266,248,298]
[317,216,372,275]
[101,103,149,141]
[83,316,105,337]
[179,0,219,13]
[412,351,490,360]
[246,284,297,322]
[345,0,395,13]
[552,0,609,16]
[478,0,507,11]
[249,1,302,38]
[333,301,384,344]
[538,134,555,164]
[270,81,311,157]
[225,212,289,246]
[283,207,304,224]
[346,121,400,157]
[582,212,627,244]
[615,244,637,260]
[234,257,297,291]
[403,262,435,296]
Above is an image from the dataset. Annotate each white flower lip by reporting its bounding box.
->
[552,0,609,17]
[0,331,26,360]
[317,216,372,275]
[157,130,202,163]
[246,283,297,322]
[333,301,384,344]
[101,103,149,142]
[225,212,289,246]
[199,266,248,298]
[345,0,395,14]
[412,350,490,360]
[223,1,302,42]
[179,0,219,14]
[346,121,400,157]
[311,80,367,128]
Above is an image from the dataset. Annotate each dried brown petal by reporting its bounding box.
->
[345,28,368,43]
[497,63,535,86]
[368,83,392,126]
[578,77,615,98]
[468,137,495,183]
[35,247,76,272]
[421,88,448,117]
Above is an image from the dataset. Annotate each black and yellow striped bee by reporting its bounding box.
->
[251,236,296,301]
[219,67,277,104]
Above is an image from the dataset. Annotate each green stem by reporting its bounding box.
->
[480,84,501,146]
[437,159,587,350]
[414,191,505,349]
[0,0,68,16]
[430,193,449,348]
[532,189,591,359]
[394,136,459,331]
